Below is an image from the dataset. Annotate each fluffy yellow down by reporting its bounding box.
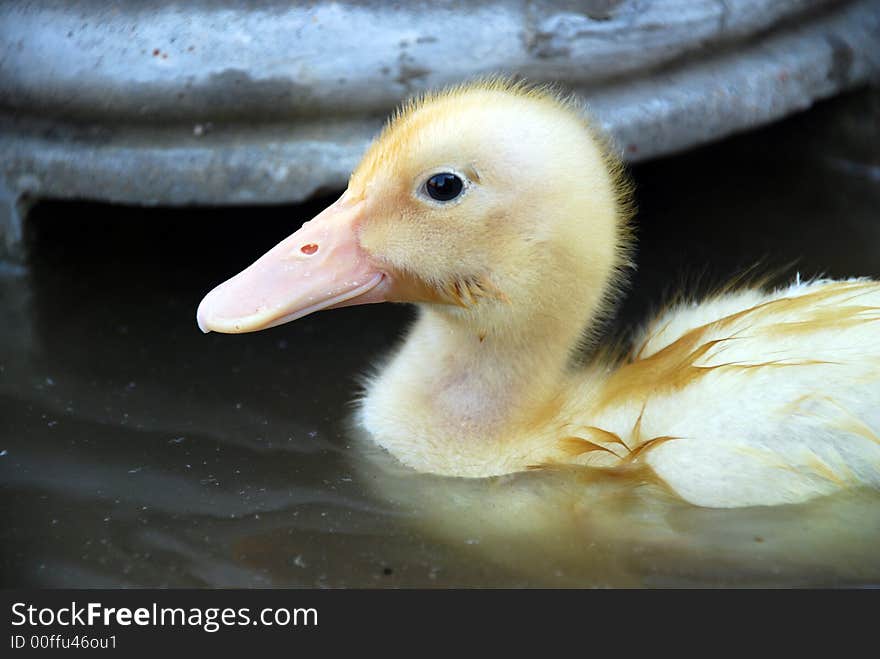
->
[350,79,880,508]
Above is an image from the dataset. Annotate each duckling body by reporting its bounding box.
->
[198,79,880,509]
[360,277,880,507]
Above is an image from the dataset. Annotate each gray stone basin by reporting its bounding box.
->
[1,0,879,259]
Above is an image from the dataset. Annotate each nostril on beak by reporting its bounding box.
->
[300,243,319,255]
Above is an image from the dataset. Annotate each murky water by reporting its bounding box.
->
[2,90,879,587]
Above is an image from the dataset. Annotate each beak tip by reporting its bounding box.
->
[196,302,212,334]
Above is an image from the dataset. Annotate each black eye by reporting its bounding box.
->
[425,173,464,202]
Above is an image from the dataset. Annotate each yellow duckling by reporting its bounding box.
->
[197,79,880,509]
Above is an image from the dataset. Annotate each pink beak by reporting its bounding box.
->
[196,194,390,334]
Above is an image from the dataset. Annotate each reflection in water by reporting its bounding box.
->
[1,90,879,587]
[357,441,880,586]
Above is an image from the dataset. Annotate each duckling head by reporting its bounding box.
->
[197,79,632,347]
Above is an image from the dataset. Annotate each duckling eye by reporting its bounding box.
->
[424,173,464,202]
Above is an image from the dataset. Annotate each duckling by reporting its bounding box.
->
[197,79,880,509]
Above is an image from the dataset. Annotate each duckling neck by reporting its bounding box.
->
[359,299,595,476]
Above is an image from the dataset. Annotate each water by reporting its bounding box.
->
[2,90,879,587]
